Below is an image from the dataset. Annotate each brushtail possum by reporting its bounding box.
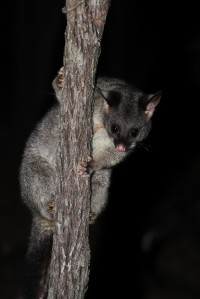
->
[20,67,161,298]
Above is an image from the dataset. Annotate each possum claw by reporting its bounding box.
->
[47,200,55,215]
[89,211,97,224]
[77,161,89,177]
[77,157,92,177]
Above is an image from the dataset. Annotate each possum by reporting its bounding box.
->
[20,67,161,298]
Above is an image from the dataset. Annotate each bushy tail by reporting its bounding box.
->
[23,215,54,299]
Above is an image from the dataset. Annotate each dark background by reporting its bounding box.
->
[1,1,200,298]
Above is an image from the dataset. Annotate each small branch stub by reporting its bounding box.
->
[62,1,85,14]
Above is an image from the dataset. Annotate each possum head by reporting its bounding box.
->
[97,79,161,153]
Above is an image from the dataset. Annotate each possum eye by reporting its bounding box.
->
[129,128,139,138]
[111,124,120,134]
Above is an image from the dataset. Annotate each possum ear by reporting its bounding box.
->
[97,89,121,111]
[142,91,162,118]
[103,90,121,107]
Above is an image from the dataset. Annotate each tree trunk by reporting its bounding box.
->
[47,1,110,298]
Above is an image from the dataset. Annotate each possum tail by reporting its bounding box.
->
[23,215,54,299]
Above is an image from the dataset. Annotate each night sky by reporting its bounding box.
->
[1,1,200,298]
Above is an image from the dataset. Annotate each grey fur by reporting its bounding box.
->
[20,69,161,298]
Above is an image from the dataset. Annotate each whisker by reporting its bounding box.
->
[137,142,153,152]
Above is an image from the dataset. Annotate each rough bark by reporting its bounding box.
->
[47,1,110,298]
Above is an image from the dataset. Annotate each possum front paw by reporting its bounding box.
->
[52,66,64,100]
[77,156,93,177]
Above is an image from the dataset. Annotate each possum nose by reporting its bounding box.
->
[116,144,126,152]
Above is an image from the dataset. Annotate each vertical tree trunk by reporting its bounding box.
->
[47,1,110,298]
